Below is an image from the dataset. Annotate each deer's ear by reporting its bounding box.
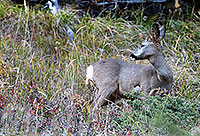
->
[159,25,166,40]
[150,23,160,42]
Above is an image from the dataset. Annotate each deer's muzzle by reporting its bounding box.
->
[130,53,139,60]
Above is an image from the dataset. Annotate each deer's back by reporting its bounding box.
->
[91,59,146,89]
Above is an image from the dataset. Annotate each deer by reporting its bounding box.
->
[86,23,173,111]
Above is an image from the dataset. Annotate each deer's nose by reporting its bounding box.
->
[130,53,138,60]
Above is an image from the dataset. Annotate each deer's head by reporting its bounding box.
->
[130,23,166,60]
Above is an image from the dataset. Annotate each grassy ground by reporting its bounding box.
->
[0,1,199,135]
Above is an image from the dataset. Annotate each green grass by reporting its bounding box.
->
[0,1,199,135]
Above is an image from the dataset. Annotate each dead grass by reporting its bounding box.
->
[0,0,199,135]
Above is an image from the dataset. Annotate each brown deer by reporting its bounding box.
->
[86,23,173,111]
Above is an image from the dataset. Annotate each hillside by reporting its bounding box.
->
[0,1,199,135]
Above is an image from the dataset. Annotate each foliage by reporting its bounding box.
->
[0,0,199,135]
[117,92,200,135]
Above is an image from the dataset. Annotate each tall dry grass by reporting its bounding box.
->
[0,0,199,135]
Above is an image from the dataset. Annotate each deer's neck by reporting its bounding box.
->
[149,54,173,84]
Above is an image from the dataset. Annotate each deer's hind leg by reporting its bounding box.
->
[92,82,118,111]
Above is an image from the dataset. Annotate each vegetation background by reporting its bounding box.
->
[0,0,199,135]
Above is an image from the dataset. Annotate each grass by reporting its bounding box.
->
[0,0,200,135]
